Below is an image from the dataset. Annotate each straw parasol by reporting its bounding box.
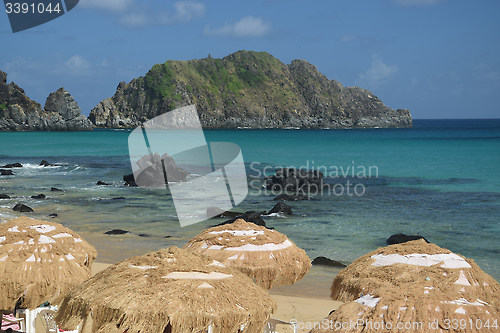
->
[0,216,97,310]
[330,239,500,307]
[312,239,500,333]
[311,287,500,333]
[55,246,277,333]
[184,219,311,289]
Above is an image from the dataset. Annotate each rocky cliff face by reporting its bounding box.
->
[89,51,412,129]
[0,71,92,131]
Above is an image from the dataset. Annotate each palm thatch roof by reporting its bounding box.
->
[313,239,500,333]
[56,246,277,333]
[0,216,97,310]
[312,287,500,333]
[184,219,311,289]
[331,239,500,308]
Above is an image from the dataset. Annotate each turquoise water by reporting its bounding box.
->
[1,119,499,296]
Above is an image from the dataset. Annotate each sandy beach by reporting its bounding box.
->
[92,262,343,333]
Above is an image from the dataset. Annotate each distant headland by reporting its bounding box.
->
[1,50,412,131]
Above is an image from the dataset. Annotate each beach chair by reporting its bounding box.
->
[264,318,298,333]
[15,305,59,333]
[37,309,58,333]
[1,310,25,331]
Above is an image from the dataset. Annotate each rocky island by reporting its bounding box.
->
[89,50,412,129]
[0,51,412,131]
[0,71,92,131]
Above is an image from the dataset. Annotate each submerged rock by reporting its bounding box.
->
[13,203,33,212]
[40,160,55,167]
[104,229,130,235]
[1,162,22,168]
[125,152,188,188]
[267,202,292,216]
[206,207,242,218]
[30,194,46,199]
[312,256,346,268]
[386,233,429,245]
[218,211,268,228]
[266,167,324,193]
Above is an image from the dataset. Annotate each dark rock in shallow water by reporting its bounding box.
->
[51,187,63,192]
[0,194,11,199]
[206,206,242,218]
[123,174,137,187]
[112,197,126,200]
[31,194,46,199]
[1,163,22,168]
[267,202,292,216]
[48,213,58,218]
[40,160,55,167]
[126,153,189,188]
[273,193,310,201]
[312,256,346,268]
[219,211,268,228]
[104,229,129,235]
[13,203,33,212]
[266,167,324,193]
[97,180,111,186]
[0,169,14,176]
[386,233,429,245]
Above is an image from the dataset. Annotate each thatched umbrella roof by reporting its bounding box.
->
[311,288,500,333]
[330,239,500,308]
[0,216,97,310]
[314,239,500,332]
[184,219,311,289]
[55,246,277,333]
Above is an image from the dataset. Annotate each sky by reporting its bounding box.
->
[1,0,499,119]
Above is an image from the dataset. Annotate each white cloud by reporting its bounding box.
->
[173,1,206,23]
[117,1,206,27]
[203,16,272,37]
[338,34,358,43]
[79,0,134,11]
[391,0,446,6]
[359,54,398,88]
[66,55,91,72]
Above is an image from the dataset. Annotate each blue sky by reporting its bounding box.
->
[1,0,499,119]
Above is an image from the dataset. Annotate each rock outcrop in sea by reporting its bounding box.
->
[89,50,412,129]
[0,71,92,131]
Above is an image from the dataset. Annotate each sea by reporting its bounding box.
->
[1,119,499,299]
